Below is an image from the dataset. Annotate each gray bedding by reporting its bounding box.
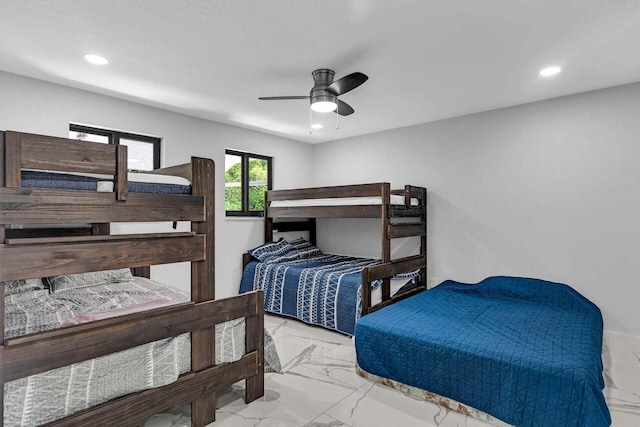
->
[3,277,279,427]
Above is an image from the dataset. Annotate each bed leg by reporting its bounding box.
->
[191,392,217,426]
[245,292,265,403]
[245,369,264,404]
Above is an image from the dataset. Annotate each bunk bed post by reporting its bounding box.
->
[0,131,4,423]
[4,131,21,187]
[131,265,151,278]
[420,187,427,289]
[190,157,215,301]
[309,218,317,246]
[92,223,110,235]
[380,183,391,302]
[245,291,265,403]
[361,268,371,316]
[115,144,128,201]
[264,190,274,242]
[0,288,3,422]
[0,130,5,188]
[189,156,217,426]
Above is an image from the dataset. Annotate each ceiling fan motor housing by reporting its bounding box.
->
[310,69,336,106]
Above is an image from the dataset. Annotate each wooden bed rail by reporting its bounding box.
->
[44,353,258,427]
[5,131,118,175]
[3,130,129,201]
[391,184,427,208]
[266,182,388,201]
[264,219,317,245]
[361,255,428,315]
[152,162,193,181]
[0,291,264,427]
[0,291,262,382]
[264,183,426,221]
[0,188,205,224]
[0,233,206,281]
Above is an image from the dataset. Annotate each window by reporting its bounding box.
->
[225,149,272,217]
[69,124,161,171]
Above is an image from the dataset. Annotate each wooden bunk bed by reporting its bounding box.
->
[240,182,427,335]
[0,131,264,426]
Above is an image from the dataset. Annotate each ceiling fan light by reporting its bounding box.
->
[311,100,338,113]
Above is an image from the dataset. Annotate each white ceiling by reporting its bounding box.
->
[2,1,640,144]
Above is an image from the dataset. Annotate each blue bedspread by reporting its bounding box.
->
[21,171,191,194]
[240,255,383,335]
[355,276,610,426]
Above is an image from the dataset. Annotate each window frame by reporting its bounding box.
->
[225,149,273,217]
[69,123,161,170]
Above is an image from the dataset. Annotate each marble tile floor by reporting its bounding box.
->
[146,314,640,427]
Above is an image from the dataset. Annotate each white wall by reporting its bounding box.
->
[312,82,640,336]
[0,71,314,297]
[4,70,638,336]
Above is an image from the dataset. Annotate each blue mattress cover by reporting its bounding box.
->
[21,171,191,194]
[354,276,610,426]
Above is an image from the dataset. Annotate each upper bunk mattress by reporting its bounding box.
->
[21,170,191,194]
[270,195,418,207]
[354,276,611,427]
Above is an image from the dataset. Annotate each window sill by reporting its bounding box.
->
[225,213,265,221]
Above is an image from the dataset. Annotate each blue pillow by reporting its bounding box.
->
[286,238,324,260]
[247,239,292,263]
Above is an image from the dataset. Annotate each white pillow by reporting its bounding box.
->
[48,268,134,292]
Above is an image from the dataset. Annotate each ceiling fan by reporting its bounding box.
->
[259,69,368,116]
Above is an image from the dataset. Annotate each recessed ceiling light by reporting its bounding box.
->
[311,123,323,130]
[539,66,562,77]
[84,54,109,65]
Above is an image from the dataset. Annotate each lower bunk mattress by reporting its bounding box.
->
[240,254,418,336]
[354,276,611,427]
[3,275,279,427]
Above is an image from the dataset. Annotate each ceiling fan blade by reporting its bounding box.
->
[258,96,309,100]
[325,72,368,96]
[336,99,354,116]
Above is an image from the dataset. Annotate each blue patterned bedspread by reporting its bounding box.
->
[21,171,191,194]
[355,276,610,426]
[240,255,382,335]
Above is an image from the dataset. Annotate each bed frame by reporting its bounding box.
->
[247,182,427,315]
[0,131,264,426]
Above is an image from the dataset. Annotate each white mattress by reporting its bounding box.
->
[270,195,418,207]
[127,172,190,185]
[97,173,190,192]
